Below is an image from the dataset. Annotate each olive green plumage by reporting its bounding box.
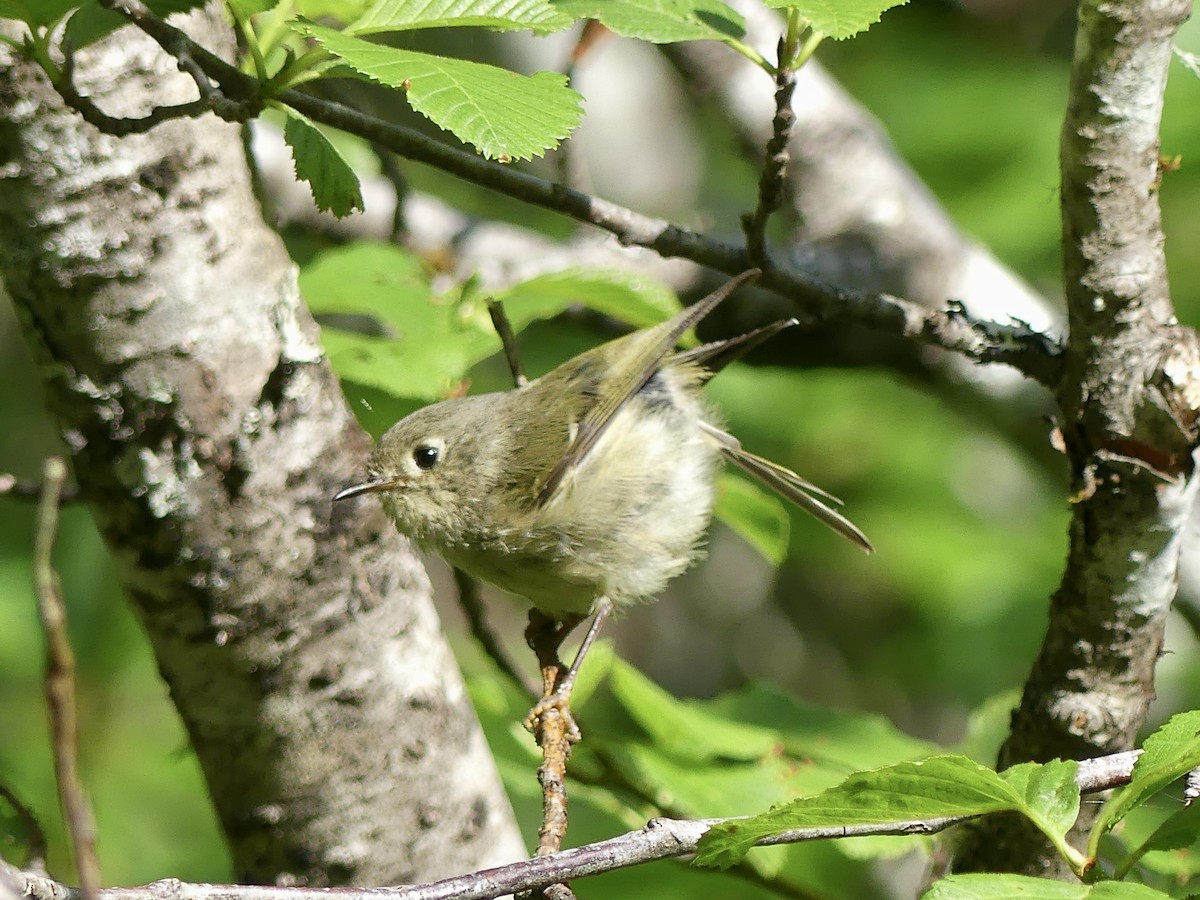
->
[336,271,870,618]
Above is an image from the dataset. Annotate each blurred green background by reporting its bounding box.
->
[3,0,1200,896]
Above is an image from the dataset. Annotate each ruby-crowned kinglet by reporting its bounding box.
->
[334,270,871,620]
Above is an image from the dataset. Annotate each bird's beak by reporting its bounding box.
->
[333,478,403,502]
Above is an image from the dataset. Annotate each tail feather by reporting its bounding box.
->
[701,422,873,553]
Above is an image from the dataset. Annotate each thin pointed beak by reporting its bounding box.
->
[333,478,403,502]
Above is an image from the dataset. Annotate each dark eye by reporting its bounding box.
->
[413,445,440,470]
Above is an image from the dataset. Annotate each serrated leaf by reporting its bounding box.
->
[762,0,909,40]
[301,22,581,160]
[922,874,1171,900]
[551,0,743,43]
[608,658,779,762]
[1096,711,1200,836]
[279,106,365,217]
[714,473,790,565]
[350,0,572,34]
[695,755,1079,868]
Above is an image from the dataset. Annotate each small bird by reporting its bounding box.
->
[334,270,871,711]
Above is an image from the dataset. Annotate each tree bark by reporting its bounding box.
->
[957,0,1199,876]
[0,9,524,886]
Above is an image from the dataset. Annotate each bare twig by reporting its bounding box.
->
[48,24,257,137]
[90,0,1062,386]
[286,87,1064,383]
[95,0,255,107]
[0,473,80,504]
[523,612,581,868]
[485,300,528,388]
[522,602,617,900]
[451,568,536,697]
[4,749,1150,900]
[54,48,211,135]
[0,784,48,868]
[34,458,101,900]
[741,34,797,265]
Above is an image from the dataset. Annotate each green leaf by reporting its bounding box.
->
[714,473,790,565]
[761,0,909,40]
[59,0,206,48]
[349,0,573,34]
[228,0,279,18]
[608,658,780,762]
[999,760,1081,843]
[551,0,743,43]
[922,874,1172,900]
[702,683,937,774]
[300,23,582,160]
[495,268,681,331]
[0,0,76,27]
[279,106,365,217]
[1117,800,1200,879]
[294,0,372,19]
[1095,711,1200,838]
[302,244,484,400]
[307,253,682,402]
[695,755,1080,868]
[1139,800,1200,854]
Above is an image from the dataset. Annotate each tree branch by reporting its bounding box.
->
[662,0,1062,389]
[0,15,524,884]
[88,0,1062,387]
[5,750,1145,900]
[958,0,1200,876]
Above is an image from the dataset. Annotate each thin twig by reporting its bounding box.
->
[451,568,537,697]
[34,458,101,900]
[485,300,527,388]
[0,473,80,504]
[91,0,1063,387]
[523,613,579,862]
[0,785,48,868]
[741,34,798,265]
[3,748,1150,900]
[51,41,214,136]
[376,151,411,244]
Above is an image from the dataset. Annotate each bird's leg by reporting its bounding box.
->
[523,598,613,739]
[523,600,613,872]
[552,597,613,707]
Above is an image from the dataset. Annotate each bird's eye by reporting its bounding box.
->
[413,445,441,470]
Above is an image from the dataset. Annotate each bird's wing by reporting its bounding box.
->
[536,269,760,506]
